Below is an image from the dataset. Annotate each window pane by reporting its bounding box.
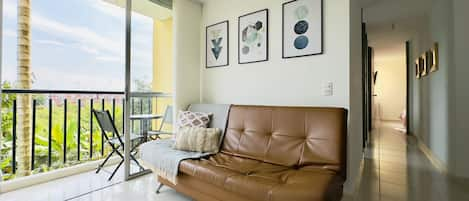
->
[2,0,129,91]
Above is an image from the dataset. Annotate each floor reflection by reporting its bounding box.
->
[355,121,469,201]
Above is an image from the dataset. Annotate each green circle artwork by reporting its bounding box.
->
[295,5,309,19]
[241,21,264,55]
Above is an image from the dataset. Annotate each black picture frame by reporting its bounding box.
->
[238,9,269,64]
[282,0,324,59]
[206,20,229,68]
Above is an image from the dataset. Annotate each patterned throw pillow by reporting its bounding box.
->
[177,110,211,128]
[173,127,221,153]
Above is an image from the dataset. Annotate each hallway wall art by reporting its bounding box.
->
[429,43,439,73]
[415,59,421,79]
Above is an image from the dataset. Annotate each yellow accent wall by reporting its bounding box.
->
[152,18,173,132]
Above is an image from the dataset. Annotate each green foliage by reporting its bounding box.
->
[1,90,125,180]
[133,79,152,92]
[1,82,15,179]
[1,82,15,138]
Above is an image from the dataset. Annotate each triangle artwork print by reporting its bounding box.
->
[206,21,228,68]
[211,37,223,60]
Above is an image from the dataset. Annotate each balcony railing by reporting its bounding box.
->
[0,89,171,180]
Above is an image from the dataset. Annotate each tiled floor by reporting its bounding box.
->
[0,158,191,201]
[67,175,190,201]
[355,121,469,201]
[0,165,125,201]
[1,121,468,201]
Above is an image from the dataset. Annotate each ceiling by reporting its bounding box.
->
[362,0,429,62]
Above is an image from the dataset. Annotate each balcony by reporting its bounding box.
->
[0,89,172,191]
[0,0,177,198]
[1,0,175,192]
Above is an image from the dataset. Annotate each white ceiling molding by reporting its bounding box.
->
[104,0,173,20]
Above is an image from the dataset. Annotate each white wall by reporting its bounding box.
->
[173,0,202,113]
[374,49,407,121]
[348,0,364,195]
[410,0,469,179]
[200,0,349,108]
[450,0,469,178]
[199,0,363,194]
[410,0,451,172]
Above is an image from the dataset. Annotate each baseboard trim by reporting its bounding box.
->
[415,135,448,175]
[342,157,364,201]
[351,157,365,201]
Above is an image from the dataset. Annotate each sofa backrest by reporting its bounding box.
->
[188,104,231,147]
[221,105,347,178]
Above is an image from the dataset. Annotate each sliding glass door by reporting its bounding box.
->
[124,0,173,180]
[1,0,129,196]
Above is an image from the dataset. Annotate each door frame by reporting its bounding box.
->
[361,22,369,148]
[368,47,373,132]
[124,0,132,181]
[123,0,155,181]
[405,41,411,134]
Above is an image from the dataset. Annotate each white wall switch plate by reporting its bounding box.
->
[322,82,333,96]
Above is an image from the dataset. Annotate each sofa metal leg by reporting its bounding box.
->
[156,183,164,194]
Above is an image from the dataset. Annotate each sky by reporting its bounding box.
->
[1,0,154,91]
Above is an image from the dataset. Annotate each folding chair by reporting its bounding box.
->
[93,110,145,181]
[147,106,173,139]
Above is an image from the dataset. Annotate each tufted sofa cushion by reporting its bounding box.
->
[221,105,347,178]
[179,153,344,201]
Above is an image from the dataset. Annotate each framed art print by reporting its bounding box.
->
[206,21,229,68]
[283,0,323,58]
[419,54,427,77]
[238,9,269,64]
[426,50,433,74]
[430,43,439,73]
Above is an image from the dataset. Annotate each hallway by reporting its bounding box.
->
[355,122,469,201]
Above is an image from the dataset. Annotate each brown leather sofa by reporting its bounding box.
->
[159,105,348,201]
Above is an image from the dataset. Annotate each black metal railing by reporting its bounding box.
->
[0,89,171,179]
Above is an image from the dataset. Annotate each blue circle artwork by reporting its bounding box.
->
[294,20,309,35]
[294,36,309,50]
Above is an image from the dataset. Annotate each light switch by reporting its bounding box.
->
[322,82,333,96]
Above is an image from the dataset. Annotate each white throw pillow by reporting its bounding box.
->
[173,127,221,153]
